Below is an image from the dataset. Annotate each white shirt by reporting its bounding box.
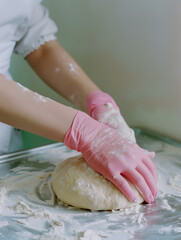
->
[0,0,58,154]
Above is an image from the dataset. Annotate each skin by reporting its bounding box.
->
[0,40,99,142]
[26,40,99,112]
[0,39,157,203]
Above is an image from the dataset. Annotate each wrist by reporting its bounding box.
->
[64,111,102,152]
[86,90,119,116]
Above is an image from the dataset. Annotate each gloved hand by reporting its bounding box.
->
[64,111,157,203]
[86,90,136,142]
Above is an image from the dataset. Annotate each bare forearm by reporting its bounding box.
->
[0,75,77,142]
[26,40,99,112]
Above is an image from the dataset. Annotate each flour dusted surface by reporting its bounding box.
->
[1,133,181,239]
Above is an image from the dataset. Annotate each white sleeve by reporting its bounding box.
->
[14,2,58,57]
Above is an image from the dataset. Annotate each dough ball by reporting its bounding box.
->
[51,156,144,211]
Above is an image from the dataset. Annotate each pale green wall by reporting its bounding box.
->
[10,0,181,148]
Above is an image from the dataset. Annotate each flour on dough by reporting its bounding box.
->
[51,156,144,211]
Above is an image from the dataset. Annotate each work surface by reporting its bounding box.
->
[0,129,181,240]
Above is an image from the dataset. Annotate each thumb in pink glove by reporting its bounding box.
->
[64,111,157,203]
[86,90,136,142]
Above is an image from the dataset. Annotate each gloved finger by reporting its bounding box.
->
[144,150,155,159]
[109,174,138,203]
[123,170,154,204]
[136,164,158,198]
[142,157,158,182]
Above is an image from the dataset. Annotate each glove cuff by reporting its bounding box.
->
[64,111,103,152]
[86,90,119,116]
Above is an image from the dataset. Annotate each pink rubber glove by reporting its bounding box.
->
[86,90,136,142]
[64,111,157,203]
